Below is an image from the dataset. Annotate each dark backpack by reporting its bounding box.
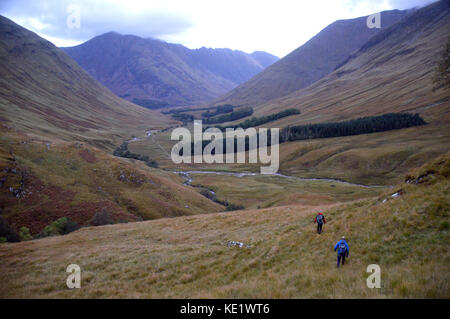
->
[338,242,347,254]
[316,214,324,224]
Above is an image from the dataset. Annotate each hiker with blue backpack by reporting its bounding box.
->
[314,212,326,234]
[334,236,349,268]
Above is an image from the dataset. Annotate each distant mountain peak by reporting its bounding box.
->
[62,33,279,106]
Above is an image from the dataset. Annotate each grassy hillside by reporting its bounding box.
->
[0,15,225,237]
[214,10,407,107]
[0,127,222,236]
[0,155,447,298]
[0,15,176,150]
[248,1,450,127]
[277,119,450,186]
[259,2,450,185]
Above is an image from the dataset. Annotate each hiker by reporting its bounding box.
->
[334,236,349,268]
[314,212,326,234]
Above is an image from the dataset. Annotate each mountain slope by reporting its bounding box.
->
[0,127,223,235]
[62,34,279,106]
[0,16,223,236]
[0,16,175,149]
[214,9,408,107]
[1,154,448,298]
[250,1,450,186]
[250,51,280,68]
[255,0,450,126]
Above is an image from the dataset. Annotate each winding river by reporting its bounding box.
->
[173,170,388,189]
[126,130,388,189]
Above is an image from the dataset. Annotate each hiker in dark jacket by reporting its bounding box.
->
[314,212,326,234]
[334,236,349,268]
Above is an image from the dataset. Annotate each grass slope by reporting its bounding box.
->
[248,1,450,127]
[0,127,222,235]
[0,15,176,150]
[214,10,407,107]
[277,120,450,185]
[0,155,448,298]
[0,16,227,236]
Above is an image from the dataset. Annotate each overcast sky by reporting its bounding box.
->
[0,0,437,57]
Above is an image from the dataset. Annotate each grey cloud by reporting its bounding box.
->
[343,0,438,10]
[387,0,438,9]
[0,0,193,41]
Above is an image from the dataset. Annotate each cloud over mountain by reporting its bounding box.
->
[0,0,193,42]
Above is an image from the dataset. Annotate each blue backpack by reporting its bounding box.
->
[338,242,347,254]
[316,214,324,224]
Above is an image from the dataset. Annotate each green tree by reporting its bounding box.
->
[39,217,79,238]
[19,227,33,241]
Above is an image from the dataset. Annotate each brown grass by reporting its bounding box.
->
[0,128,223,234]
[0,156,448,298]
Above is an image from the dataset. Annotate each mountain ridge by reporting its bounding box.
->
[213,9,409,107]
[62,33,279,106]
[254,0,450,125]
[0,15,175,148]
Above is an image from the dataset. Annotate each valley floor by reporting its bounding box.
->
[129,118,450,186]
